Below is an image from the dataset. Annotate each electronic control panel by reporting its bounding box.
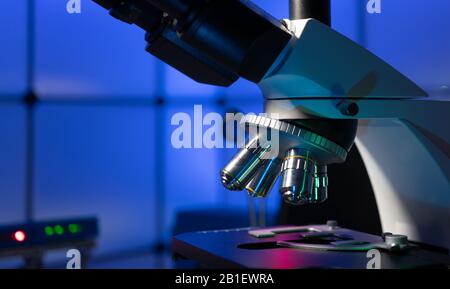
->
[0,217,98,250]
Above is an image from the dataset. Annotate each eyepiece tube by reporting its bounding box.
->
[96,0,164,32]
[144,0,200,19]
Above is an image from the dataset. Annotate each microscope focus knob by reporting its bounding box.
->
[326,220,338,230]
[384,234,409,251]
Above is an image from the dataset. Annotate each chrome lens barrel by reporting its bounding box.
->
[246,157,282,198]
[221,136,271,191]
[280,149,329,205]
[280,149,316,205]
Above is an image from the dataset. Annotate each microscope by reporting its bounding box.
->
[93,0,450,268]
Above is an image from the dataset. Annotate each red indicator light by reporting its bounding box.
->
[13,230,27,242]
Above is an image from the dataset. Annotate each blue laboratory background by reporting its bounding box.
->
[0,0,448,267]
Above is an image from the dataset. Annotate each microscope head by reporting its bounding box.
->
[93,0,291,86]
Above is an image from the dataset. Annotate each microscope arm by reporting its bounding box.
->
[262,19,450,250]
[266,95,450,251]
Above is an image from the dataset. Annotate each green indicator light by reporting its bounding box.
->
[44,226,54,236]
[68,224,81,234]
[54,225,64,235]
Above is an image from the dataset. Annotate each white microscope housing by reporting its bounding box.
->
[258,18,450,251]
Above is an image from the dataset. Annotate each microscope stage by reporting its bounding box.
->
[173,225,450,269]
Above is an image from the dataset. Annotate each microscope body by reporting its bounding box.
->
[261,19,450,251]
[91,0,450,261]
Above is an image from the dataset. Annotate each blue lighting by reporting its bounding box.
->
[0,0,448,263]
